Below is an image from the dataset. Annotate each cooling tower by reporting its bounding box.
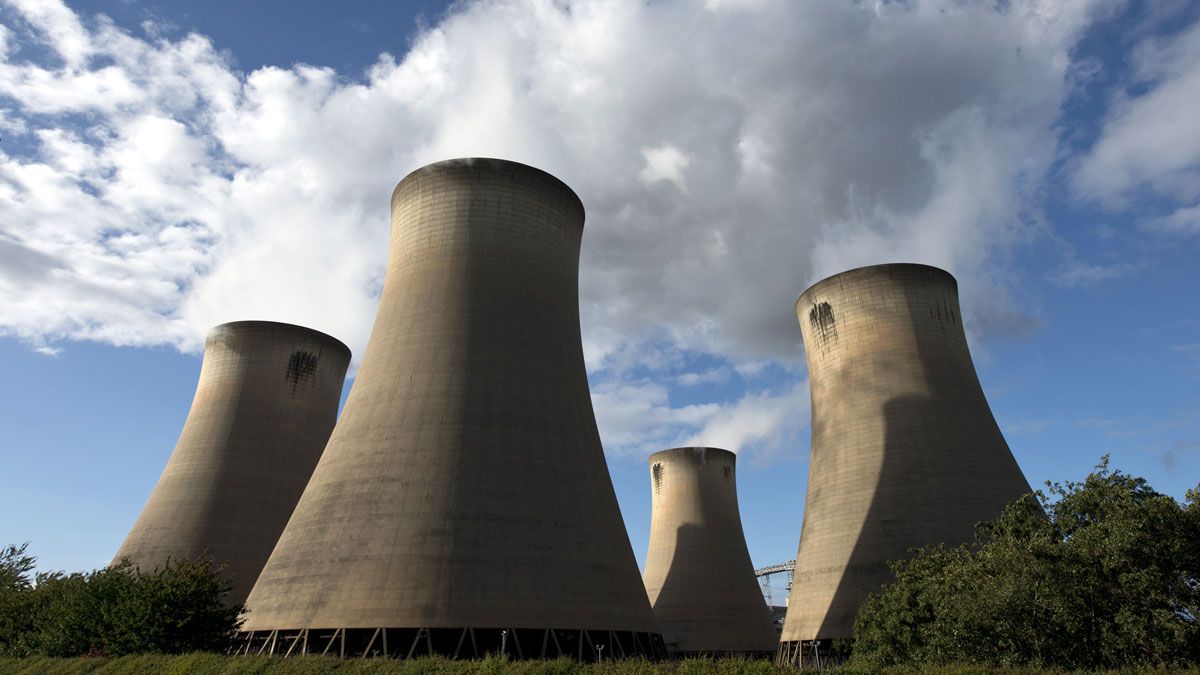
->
[642,447,778,657]
[115,321,350,607]
[777,264,1030,665]
[240,158,663,660]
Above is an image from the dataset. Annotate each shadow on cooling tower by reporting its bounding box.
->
[653,523,776,658]
[813,284,1025,641]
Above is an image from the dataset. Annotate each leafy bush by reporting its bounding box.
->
[0,548,241,657]
[0,543,38,651]
[851,457,1200,669]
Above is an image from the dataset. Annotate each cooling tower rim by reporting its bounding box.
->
[648,446,735,464]
[794,262,957,310]
[390,157,586,229]
[208,320,351,358]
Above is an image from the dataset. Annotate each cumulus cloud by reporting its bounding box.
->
[591,379,720,457]
[638,144,690,192]
[591,375,807,461]
[0,0,1117,460]
[1074,14,1200,223]
[681,379,809,465]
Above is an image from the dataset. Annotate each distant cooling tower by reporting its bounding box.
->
[241,158,663,660]
[115,321,350,607]
[642,448,778,657]
[777,264,1030,665]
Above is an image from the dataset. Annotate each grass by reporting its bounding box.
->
[0,655,1197,674]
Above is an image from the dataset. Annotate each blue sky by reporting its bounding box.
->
[1,0,1198,585]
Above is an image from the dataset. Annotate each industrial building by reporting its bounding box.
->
[115,320,350,607]
[642,447,778,657]
[777,263,1031,666]
[240,158,663,660]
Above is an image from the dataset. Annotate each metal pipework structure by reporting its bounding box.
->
[241,158,664,660]
[642,447,778,657]
[777,264,1031,666]
[115,320,350,607]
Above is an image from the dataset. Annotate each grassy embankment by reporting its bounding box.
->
[1,655,1197,675]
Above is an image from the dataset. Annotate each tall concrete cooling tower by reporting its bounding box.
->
[642,447,778,657]
[116,321,350,607]
[240,158,663,660]
[777,264,1030,665]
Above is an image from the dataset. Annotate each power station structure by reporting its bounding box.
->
[240,158,664,660]
[754,560,795,627]
[115,321,350,607]
[778,264,1031,666]
[642,447,777,657]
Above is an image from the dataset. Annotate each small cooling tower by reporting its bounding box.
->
[115,321,350,607]
[642,447,778,657]
[778,264,1030,665]
[240,158,663,660]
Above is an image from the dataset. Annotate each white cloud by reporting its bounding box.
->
[0,107,24,134]
[590,376,807,462]
[5,0,90,67]
[733,359,771,378]
[638,143,690,192]
[1144,203,1200,235]
[1074,15,1200,219]
[591,379,721,458]
[675,366,730,387]
[0,0,1119,457]
[1051,259,1135,287]
[682,379,809,464]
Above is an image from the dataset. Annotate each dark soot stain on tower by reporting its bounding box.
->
[241,158,663,660]
[116,321,350,607]
[777,264,1031,665]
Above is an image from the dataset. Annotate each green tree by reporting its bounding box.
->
[101,557,242,655]
[0,548,242,657]
[18,570,104,656]
[0,543,37,653]
[851,457,1200,669]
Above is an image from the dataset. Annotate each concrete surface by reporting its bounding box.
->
[779,264,1030,652]
[116,321,350,607]
[643,447,778,655]
[242,159,658,638]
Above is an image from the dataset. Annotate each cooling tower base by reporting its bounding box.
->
[238,627,666,661]
[668,650,775,660]
[775,640,850,668]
